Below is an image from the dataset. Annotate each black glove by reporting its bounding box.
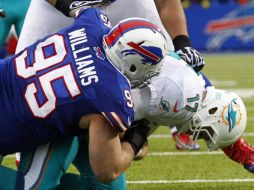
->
[55,0,115,17]
[173,35,205,72]
[122,119,150,155]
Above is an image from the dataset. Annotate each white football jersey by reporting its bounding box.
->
[132,53,205,127]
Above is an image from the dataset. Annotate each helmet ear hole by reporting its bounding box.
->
[130,64,137,72]
[209,107,218,115]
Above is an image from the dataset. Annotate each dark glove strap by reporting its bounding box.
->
[122,119,150,155]
[122,131,145,155]
[173,35,192,50]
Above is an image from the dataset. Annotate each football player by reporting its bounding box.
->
[49,0,205,150]
[12,1,254,189]
[15,0,204,156]
[11,0,201,188]
[11,52,203,190]
[2,52,252,189]
[13,52,251,190]
[0,7,168,187]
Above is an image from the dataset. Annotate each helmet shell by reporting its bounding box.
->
[103,17,168,85]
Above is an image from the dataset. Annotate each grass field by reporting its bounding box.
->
[2,53,254,189]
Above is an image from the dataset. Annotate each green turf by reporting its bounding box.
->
[2,54,254,189]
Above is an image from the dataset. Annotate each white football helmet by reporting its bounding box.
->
[103,17,168,85]
[179,87,247,150]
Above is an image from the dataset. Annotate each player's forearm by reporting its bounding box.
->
[155,0,188,39]
[88,115,135,183]
[90,141,134,183]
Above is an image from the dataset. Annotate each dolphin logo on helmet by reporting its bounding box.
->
[226,98,238,132]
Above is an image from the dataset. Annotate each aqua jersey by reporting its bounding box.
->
[0,8,134,156]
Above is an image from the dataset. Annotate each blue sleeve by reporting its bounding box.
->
[99,93,134,132]
[74,8,112,35]
[97,77,134,132]
[102,109,133,132]
[200,72,213,88]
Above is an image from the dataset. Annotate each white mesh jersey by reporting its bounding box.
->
[132,54,205,127]
[16,0,173,53]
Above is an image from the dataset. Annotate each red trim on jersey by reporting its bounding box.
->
[110,112,127,132]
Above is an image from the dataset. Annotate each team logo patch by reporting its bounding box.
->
[221,98,243,132]
[159,96,170,112]
[94,47,105,60]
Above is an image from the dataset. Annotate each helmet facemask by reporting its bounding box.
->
[184,116,219,150]
[177,87,247,151]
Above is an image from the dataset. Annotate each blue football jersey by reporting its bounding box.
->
[0,8,134,155]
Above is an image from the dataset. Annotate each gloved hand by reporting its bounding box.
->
[122,119,150,155]
[55,0,116,17]
[173,35,205,72]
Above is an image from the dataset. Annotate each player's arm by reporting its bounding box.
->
[79,114,149,183]
[155,0,187,39]
[155,0,205,72]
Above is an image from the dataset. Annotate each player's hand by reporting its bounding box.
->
[173,35,205,72]
[122,119,150,156]
[176,47,205,72]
